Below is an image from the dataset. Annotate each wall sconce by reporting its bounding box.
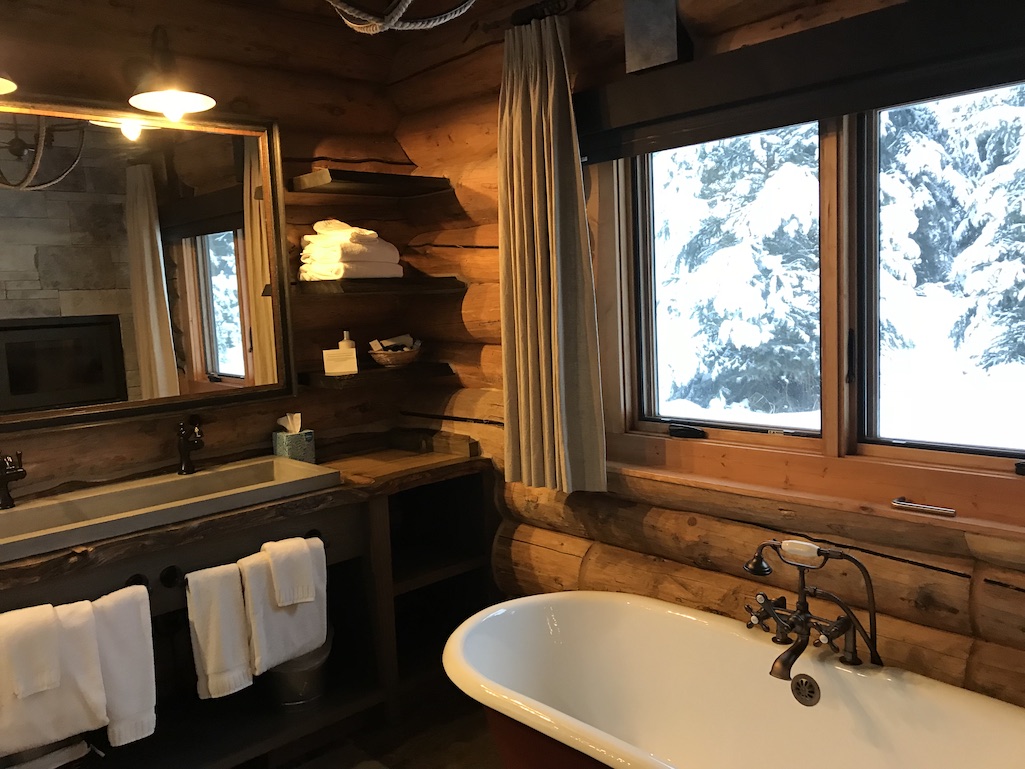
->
[128,26,215,122]
[88,118,158,142]
[0,72,16,95]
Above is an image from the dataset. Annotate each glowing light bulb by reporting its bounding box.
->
[119,120,143,141]
[162,106,185,123]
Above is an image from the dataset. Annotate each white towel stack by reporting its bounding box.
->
[0,601,108,759]
[298,219,403,281]
[239,537,328,675]
[186,564,253,700]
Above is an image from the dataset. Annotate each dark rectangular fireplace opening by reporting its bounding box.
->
[0,315,128,414]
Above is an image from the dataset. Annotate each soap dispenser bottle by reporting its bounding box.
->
[339,330,355,350]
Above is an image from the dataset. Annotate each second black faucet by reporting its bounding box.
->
[177,415,204,475]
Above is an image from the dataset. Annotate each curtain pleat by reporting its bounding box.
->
[242,136,279,386]
[499,16,606,493]
[126,164,180,400]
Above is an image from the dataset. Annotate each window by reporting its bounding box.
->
[867,83,1025,455]
[605,80,1025,526]
[641,122,821,434]
[176,228,252,389]
[194,230,246,379]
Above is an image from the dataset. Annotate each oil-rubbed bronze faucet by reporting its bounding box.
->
[177,415,204,475]
[743,539,884,681]
[0,451,27,509]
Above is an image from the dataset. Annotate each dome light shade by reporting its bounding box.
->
[0,72,17,95]
[128,27,215,123]
[129,87,216,123]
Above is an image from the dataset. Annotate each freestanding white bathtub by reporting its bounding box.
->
[443,591,1025,769]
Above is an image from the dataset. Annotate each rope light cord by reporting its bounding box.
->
[324,0,475,33]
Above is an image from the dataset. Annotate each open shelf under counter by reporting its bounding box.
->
[93,682,386,769]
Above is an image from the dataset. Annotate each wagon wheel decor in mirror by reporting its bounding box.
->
[0,115,85,191]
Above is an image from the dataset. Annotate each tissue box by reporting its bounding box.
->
[273,429,316,463]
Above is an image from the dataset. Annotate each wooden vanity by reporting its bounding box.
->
[0,440,496,769]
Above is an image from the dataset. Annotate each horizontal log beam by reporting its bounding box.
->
[492,521,592,596]
[504,482,974,635]
[425,342,503,389]
[402,283,502,345]
[402,246,499,283]
[409,224,500,249]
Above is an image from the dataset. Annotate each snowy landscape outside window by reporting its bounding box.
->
[873,83,1025,455]
[645,122,821,432]
[195,230,246,379]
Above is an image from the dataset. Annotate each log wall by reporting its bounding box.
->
[386,0,1025,711]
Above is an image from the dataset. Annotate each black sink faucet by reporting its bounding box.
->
[177,415,204,475]
[743,539,884,680]
[1,451,27,510]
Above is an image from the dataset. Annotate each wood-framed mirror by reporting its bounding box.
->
[0,99,294,431]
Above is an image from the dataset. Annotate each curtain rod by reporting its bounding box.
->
[509,0,574,27]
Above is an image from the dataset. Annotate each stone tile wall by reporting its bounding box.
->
[0,134,142,400]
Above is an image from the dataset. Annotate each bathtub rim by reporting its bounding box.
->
[444,591,695,769]
[443,590,1025,769]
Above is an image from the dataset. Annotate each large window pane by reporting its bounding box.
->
[876,84,1025,453]
[648,123,821,431]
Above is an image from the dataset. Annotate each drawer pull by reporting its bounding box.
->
[891,496,956,518]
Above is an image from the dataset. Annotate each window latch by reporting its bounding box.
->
[669,424,708,439]
[1015,461,1025,477]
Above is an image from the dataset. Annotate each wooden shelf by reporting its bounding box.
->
[92,683,386,769]
[289,168,451,197]
[392,553,490,596]
[293,276,466,296]
[299,363,453,389]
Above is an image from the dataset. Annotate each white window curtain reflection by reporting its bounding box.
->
[243,136,278,386]
[126,164,179,400]
[499,16,607,493]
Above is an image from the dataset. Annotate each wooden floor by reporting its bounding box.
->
[291,696,503,769]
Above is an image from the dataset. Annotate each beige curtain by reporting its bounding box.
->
[126,164,179,400]
[243,136,279,386]
[499,16,607,493]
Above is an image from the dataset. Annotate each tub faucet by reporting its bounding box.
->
[0,451,26,510]
[743,539,883,680]
[177,415,204,475]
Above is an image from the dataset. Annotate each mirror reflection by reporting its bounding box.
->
[0,107,282,418]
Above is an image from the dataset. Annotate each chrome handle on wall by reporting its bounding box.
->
[891,496,956,518]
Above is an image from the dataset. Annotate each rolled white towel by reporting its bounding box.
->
[300,240,400,265]
[299,262,404,281]
[92,586,155,747]
[0,604,61,699]
[313,218,378,237]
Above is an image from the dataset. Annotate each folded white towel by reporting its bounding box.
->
[8,740,89,769]
[186,564,253,699]
[92,586,155,747]
[300,240,400,264]
[303,228,378,246]
[313,219,379,240]
[262,538,317,607]
[0,604,60,699]
[298,262,404,281]
[238,538,327,675]
[0,601,107,758]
